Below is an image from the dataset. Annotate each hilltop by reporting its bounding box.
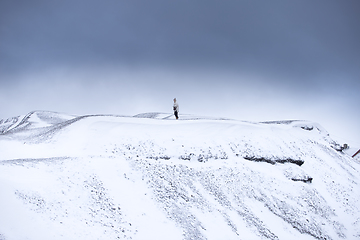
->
[0,111,359,240]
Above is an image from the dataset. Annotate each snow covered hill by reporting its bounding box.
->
[0,111,359,240]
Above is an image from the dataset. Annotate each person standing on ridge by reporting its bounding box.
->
[173,98,179,119]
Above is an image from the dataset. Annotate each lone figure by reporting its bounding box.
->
[173,98,179,119]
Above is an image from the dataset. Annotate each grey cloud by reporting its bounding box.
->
[1,0,359,77]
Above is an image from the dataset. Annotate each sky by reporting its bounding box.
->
[0,0,359,147]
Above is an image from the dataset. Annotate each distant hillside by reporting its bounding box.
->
[0,111,359,240]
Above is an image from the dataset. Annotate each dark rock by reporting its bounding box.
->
[291,177,313,183]
[244,157,304,166]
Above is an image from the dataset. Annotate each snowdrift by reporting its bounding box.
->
[0,111,359,240]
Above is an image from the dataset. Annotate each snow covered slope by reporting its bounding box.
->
[0,111,359,240]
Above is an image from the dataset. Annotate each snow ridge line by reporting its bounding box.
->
[0,156,72,165]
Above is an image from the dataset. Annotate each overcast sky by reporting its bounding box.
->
[1,0,359,146]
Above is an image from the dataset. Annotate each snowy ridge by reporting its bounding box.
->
[0,115,23,134]
[0,111,359,240]
[133,112,231,120]
[0,111,77,134]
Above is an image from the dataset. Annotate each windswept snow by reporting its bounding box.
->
[0,111,359,240]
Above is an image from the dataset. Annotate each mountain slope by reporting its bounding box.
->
[0,111,359,240]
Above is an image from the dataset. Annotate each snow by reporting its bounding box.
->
[0,111,359,240]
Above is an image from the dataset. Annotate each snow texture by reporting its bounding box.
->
[0,111,359,240]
